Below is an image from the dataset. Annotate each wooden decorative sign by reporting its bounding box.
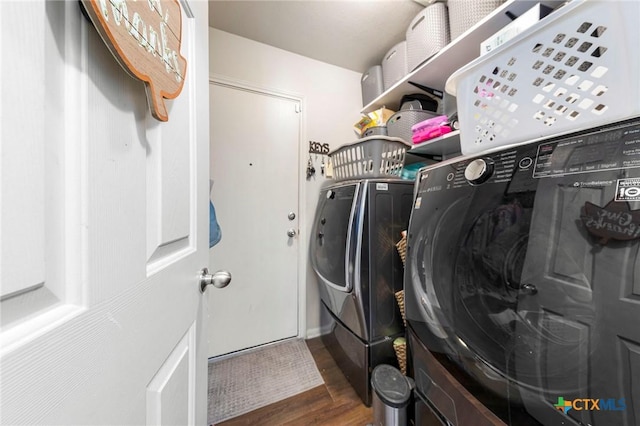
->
[80,0,187,121]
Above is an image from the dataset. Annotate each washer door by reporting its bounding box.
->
[407,181,534,424]
[422,193,533,366]
[407,118,640,426]
[410,171,639,426]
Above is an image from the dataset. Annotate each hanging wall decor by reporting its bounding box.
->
[80,0,187,122]
[581,200,640,245]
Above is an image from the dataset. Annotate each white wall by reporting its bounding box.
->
[209,28,362,338]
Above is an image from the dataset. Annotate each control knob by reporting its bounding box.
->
[464,158,494,185]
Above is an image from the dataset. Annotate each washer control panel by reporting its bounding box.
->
[417,118,640,195]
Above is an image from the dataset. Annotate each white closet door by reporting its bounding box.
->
[0,1,210,424]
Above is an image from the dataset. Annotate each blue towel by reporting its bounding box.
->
[209,200,222,248]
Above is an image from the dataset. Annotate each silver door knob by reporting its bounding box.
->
[287,228,297,237]
[199,268,231,293]
[288,212,296,220]
[521,283,538,295]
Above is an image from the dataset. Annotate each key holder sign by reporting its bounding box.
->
[309,141,330,155]
[80,0,187,122]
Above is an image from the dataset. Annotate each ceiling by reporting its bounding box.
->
[208,0,427,74]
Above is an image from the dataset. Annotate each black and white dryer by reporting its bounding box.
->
[310,178,413,406]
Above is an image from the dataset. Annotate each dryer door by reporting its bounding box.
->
[311,182,359,293]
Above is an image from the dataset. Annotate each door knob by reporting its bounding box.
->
[288,212,296,220]
[199,268,231,293]
[287,228,297,237]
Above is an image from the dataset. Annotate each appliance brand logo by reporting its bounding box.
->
[554,397,626,414]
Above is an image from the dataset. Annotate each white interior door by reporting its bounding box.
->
[0,1,210,424]
[208,81,300,357]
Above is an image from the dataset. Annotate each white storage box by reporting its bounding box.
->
[382,41,408,91]
[361,65,384,107]
[481,3,553,56]
[329,136,410,181]
[446,0,640,156]
[406,3,450,72]
[448,0,507,41]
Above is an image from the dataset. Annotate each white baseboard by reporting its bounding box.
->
[305,325,331,339]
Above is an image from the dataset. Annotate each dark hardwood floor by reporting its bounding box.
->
[218,337,373,426]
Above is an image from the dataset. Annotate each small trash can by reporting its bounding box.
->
[371,364,413,426]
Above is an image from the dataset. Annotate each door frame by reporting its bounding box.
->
[208,74,308,341]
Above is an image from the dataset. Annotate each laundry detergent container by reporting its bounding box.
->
[406,3,450,71]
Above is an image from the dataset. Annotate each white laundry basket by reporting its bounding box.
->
[446,0,640,156]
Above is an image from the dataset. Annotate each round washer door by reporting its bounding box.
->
[410,187,536,386]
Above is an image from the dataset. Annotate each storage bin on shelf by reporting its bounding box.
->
[328,136,410,181]
[363,126,388,137]
[448,0,507,41]
[354,108,394,137]
[361,65,384,107]
[406,2,450,72]
[446,0,640,156]
[480,3,554,56]
[387,109,439,144]
[382,41,408,91]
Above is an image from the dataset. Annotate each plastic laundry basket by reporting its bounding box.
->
[328,136,410,181]
[446,0,640,156]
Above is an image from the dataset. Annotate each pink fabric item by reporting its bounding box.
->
[411,115,451,144]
